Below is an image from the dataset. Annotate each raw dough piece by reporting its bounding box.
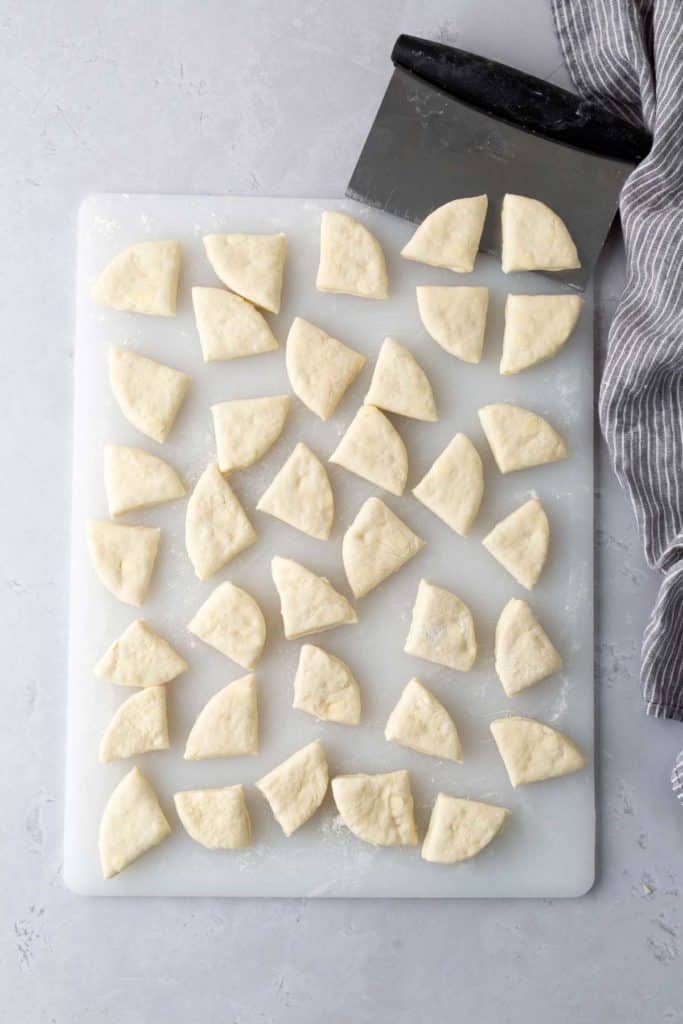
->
[490,716,586,786]
[92,240,180,316]
[99,766,171,879]
[192,286,279,362]
[342,497,424,599]
[104,445,185,516]
[108,346,190,444]
[501,194,580,273]
[188,582,266,670]
[421,795,509,864]
[364,337,437,421]
[211,395,289,474]
[412,433,483,536]
[330,405,408,497]
[174,785,251,849]
[479,403,568,474]
[292,644,361,725]
[87,520,160,606]
[184,674,258,760]
[256,740,329,837]
[401,195,488,273]
[95,619,187,688]
[203,233,286,313]
[495,598,562,696]
[256,443,334,540]
[99,686,169,762]
[271,556,357,639]
[185,464,256,580]
[385,678,463,762]
[500,293,583,374]
[286,317,366,420]
[331,770,418,847]
[316,211,388,299]
[417,286,489,363]
[482,498,549,590]
[404,579,477,671]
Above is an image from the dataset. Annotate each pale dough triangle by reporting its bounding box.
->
[479,403,568,474]
[271,556,357,639]
[490,716,586,787]
[87,520,160,606]
[99,686,169,763]
[404,579,477,671]
[95,618,187,688]
[482,498,549,591]
[174,785,251,849]
[92,240,180,316]
[421,795,509,864]
[184,673,258,760]
[211,395,289,473]
[188,581,266,670]
[108,346,190,444]
[316,211,388,299]
[292,644,361,725]
[501,293,583,374]
[256,740,329,837]
[99,766,171,879]
[185,464,256,580]
[286,317,366,420]
[501,194,580,273]
[330,405,408,496]
[412,433,483,536]
[191,286,279,362]
[342,497,424,599]
[203,233,286,313]
[401,195,488,273]
[331,770,418,847]
[256,442,334,540]
[104,444,185,517]
[364,337,437,421]
[495,598,562,696]
[417,286,489,363]
[385,678,463,762]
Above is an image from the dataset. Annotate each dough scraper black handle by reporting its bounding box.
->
[392,34,650,164]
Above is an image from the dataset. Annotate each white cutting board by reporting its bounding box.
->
[65,194,594,897]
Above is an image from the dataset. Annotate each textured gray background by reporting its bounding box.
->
[1,1,681,1021]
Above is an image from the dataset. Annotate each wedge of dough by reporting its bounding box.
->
[501,194,580,273]
[316,211,388,299]
[95,619,187,688]
[99,687,169,762]
[104,445,185,517]
[330,405,408,497]
[256,740,329,837]
[292,644,361,725]
[412,433,483,536]
[385,678,463,762]
[342,497,424,599]
[490,716,586,786]
[271,556,357,639]
[495,598,562,696]
[92,240,180,316]
[185,464,256,580]
[404,580,477,671]
[417,286,489,363]
[256,443,334,540]
[401,195,487,273]
[364,337,437,421]
[87,520,160,606]
[479,403,568,474]
[482,498,549,590]
[99,766,171,879]
[188,581,266,670]
[500,293,583,374]
[286,317,366,420]
[184,674,258,760]
[203,233,286,313]
[331,770,418,847]
[174,785,251,849]
[211,395,289,474]
[422,795,509,864]
[192,286,279,362]
[108,346,190,444]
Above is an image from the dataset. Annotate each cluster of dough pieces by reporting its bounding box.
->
[90,194,587,880]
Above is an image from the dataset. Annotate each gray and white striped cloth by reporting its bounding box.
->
[551,0,683,801]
